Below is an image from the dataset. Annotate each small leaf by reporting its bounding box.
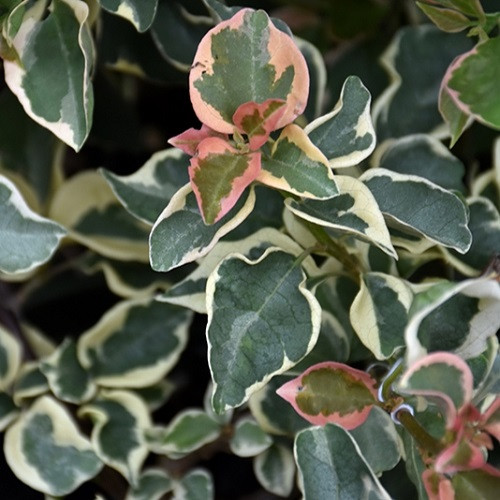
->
[149,184,256,272]
[190,8,309,133]
[189,137,261,224]
[0,175,66,275]
[173,469,214,500]
[259,123,338,199]
[294,424,391,499]
[13,362,49,405]
[100,0,158,32]
[4,0,94,151]
[126,468,173,500]
[305,76,376,167]
[146,409,221,457]
[77,298,191,388]
[229,417,273,457]
[253,444,295,497]
[0,392,19,431]
[417,2,473,32]
[101,148,190,225]
[277,361,378,430]
[168,126,227,157]
[40,338,95,404]
[361,169,472,253]
[207,248,321,413]
[285,175,397,258]
[4,396,102,496]
[0,324,22,391]
[439,81,472,146]
[79,389,151,484]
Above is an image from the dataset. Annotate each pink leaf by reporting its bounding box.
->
[189,137,261,224]
[481,397,500,442]
[422,469,455,500]
[276,361,378,430]
[168,125,228,156]
[232,99,286,150]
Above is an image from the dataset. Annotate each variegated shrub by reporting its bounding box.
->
[0,0,499,498]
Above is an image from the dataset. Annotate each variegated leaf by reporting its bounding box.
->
[259,124,338,199]
[361,169,472,253]
[229,417,273,457]
[49,171,150,262]
[295,424,391,500]
[0,324,22,391]
[77,298,191,387]
[189,8,309,133]
[253,444,295,497]
[79,389,151,484]
[149,184,255,272]
[0,175,65,275]
[100,0,158,32]
[169,125,227,157]
[305,76,375,168]
[173,468,214,500]
[0,392,18,431]
[4,0,94,151]
[207,248,321,413]
[189,137,261,224]
[133,379,175,412]
[439,78,472,147]
[277,361,378,430]
[4,396,102,496]
[126,468,173,500]
[146,409,221,457]
[416,1,474,32]
[101,148,190,225]
[13,361,48,405]
[40,338,95,404]
[285,175,397,258]
[350,272,413,360]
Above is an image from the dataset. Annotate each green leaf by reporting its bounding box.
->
[79,389,151,484]
[0,175,66,275]
[146,409,221,457]
[286,175,397,258]
[294,424,391,500]
[100,0,158,32]
[40,338,95,404]
[151,1,211,71]
[400,429,428,500]
[305,76,376,168]
[374,134,466,193]
[417,2,473,32]
[0,392,19,431]
[4,0,94,151]
[149,184,255,272]
[373,25,473,140]
[207,248,321,413]
[49,171,149,262]
[439,82,471,146]
[101,148,190,225]
[173,468,214,500]
[429,0,484,18]
[133,379,175,412]
[4,395,102,496]
[350,272,412,360]
[253,444,295,497]
[259,124,338,199]
[452,469,500,499]
[361,169,472,253]
[445,38,500,130]
[126,468,173,500]
[0,324,21,391]
[229,417,273,457]
[13,362,49,404]
[349,406,401,475]
[77,298,191,387]
[190,8,308,133]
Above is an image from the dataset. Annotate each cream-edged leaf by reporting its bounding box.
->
[253,444,295,497]
[0,324,22,391]
[126,468,173,500]
[229,417,273,457]
[100,0,158,32]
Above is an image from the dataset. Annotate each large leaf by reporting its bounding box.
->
[294,424,391,499]
[4,396,102,496]
[189,8,309,133]
[149,184,255,272]
[361,169,472,253]
[285,175,396,258]
[207,248,321,413]
[350,272,413,360]
[77,298,191,387]
[4,0,94,151]
[259,124,338,199]
[101,148,190,225]
[0,175,65,275]
[372,25,473,141]
[305,76,376,167]
[100,0,158,32]
[0,325,21,391]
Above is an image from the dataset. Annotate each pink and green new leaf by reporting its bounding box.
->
[189,137,261,224]
[189,8,309,133]
[168,125,228,156]
[232,99,286,150]
[276,361,378,430]
[434,435,487,474]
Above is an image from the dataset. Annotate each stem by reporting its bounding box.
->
[378,358,404,403]
[395,408,443,456]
